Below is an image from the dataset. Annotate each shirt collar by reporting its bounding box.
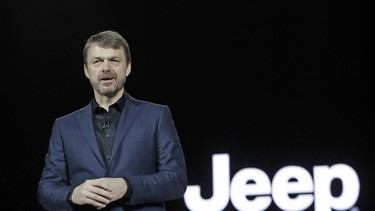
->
[93,93,126,114]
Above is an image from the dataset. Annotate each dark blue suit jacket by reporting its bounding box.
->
[37,93,187,211]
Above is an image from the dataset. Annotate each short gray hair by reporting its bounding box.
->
[83,30,131,65]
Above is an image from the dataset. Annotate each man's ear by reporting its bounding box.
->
[83,64,89,79]
[126,62,132,77]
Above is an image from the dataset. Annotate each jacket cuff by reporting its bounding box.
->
[118,177,132,205]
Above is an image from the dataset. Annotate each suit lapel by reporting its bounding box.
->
[75,102,106,167]
[109,94,142,165]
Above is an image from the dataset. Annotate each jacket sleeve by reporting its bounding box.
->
[126,105,188,205]
[37,119,75,211]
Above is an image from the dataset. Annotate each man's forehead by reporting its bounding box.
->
[88,45,124,57]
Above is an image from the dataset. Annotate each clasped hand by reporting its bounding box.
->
[71,177,127,210]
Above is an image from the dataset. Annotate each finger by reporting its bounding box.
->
[85,187,112,202]
[83,190,111,206]
[83,196,108,209]
[78,185,111,205]
[90,178,113,192]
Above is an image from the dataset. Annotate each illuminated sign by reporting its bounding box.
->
[184,153,360,211]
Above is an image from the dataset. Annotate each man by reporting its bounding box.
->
[37,30,187,211]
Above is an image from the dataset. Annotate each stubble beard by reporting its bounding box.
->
[93,79,126,98]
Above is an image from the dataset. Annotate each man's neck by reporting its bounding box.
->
[94,89,125,111]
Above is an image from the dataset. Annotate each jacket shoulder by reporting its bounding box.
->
[126,93,169,111]
[55,102,91,121]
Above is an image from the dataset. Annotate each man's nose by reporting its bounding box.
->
[102,60,111,71]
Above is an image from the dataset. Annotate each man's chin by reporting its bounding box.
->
[98,88,117,96]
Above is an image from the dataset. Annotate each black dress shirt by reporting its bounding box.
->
[92,95,125,165]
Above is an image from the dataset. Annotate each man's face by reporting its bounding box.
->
[84,44,131,97]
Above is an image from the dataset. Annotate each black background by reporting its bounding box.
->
[1,0,372,210]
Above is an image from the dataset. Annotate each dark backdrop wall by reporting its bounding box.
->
[2,0,371,210]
